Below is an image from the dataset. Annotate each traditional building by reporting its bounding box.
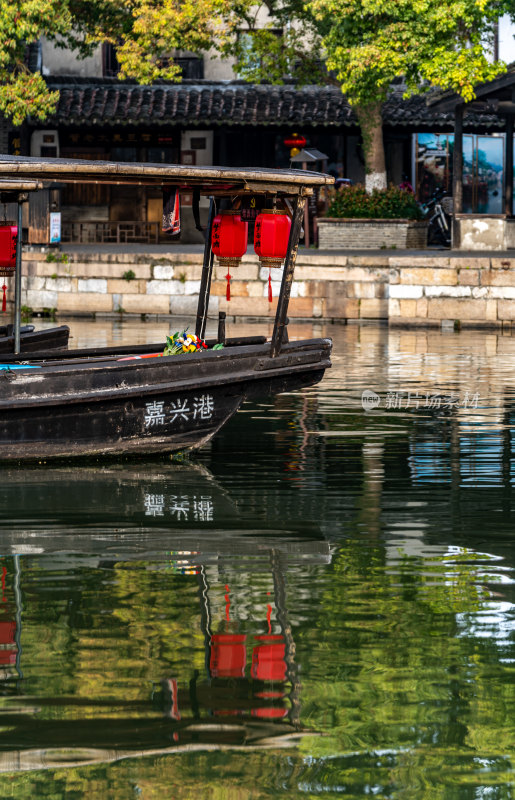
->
[4,22,515,245]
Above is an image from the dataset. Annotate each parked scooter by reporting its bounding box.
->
[419,188,452,247]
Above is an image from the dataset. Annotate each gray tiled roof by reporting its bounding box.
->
[43,78,504,130]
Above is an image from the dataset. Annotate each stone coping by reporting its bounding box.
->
[319,217,425,224]
[21,250,515,270]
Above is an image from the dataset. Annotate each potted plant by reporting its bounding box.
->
[317,185,427,249]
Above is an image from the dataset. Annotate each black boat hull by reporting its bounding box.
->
[0,325,70,354]
[0,339,331,461]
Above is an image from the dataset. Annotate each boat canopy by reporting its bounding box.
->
[0,155,333,195]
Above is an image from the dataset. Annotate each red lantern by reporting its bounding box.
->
[251,635,286,682]
[0,224,17,314]
[254,210,291,302]
[210,634,247,678]
[211,211,248,301]
[283,134,306,149]
[0,225,17,274]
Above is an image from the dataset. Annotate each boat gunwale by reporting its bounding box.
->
[1,337,330,371]
[0,338,332,408]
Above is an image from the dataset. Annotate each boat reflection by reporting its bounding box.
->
[0,463,330,772]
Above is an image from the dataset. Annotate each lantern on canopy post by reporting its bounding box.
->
[253,210,292,303]
[0,224,17,314]
[211,211,248,301]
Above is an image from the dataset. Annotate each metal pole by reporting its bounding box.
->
[302,162,310,248]
[13,199,23,355]
[505,115,514,217]
[270,195,305,357]
[195,197,215,340]
[452,104,464,250]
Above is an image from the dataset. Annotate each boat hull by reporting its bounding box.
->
[0,325,70,354]
[0,339,331,461]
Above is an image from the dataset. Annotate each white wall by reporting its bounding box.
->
[41,39,103,77]
[497,15,515,63]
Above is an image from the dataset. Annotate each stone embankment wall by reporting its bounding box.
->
[14,250,515,328]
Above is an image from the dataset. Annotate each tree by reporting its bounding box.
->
[0,0,229,125]
[2,0,513,191]
[217,0,513,190]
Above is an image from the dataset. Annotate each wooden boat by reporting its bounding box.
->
[0,156,333,462]
[0,323,70,354]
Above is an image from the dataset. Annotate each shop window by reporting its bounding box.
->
[416,133,504,214]
[102,43,119,77]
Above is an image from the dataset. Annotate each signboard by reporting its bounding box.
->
[49,212,61,244]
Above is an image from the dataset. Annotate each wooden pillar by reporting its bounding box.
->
[452,103,464,249]
[270,196,304,358]
[195,197,215,340]
[505,115,514,218]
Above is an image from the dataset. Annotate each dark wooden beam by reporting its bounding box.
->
[195,197,215,340]
[270,197,304,358]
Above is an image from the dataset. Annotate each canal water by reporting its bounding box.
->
[0,318,514,798]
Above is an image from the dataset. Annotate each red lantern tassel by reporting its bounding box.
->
[268,271,273,303]
[226,272,231,301]
[1,284,6,314]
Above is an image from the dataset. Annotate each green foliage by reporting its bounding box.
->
[20,304,33,321]
[0,0,230,124]
[122,269,136,282]
[215,0,513,177]
[327,184,423,220]
[45,251,68,263]
[309,0,510,108]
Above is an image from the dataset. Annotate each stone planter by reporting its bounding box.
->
[317,218,428,250]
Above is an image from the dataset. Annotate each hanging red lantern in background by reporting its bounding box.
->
[0,225,17,314]
[254,210,291,303]
[283,133,307,158]
[211,211,248,301]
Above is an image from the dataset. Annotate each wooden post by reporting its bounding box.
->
[13,198,23,355]
[195,197,215,341]
[270,196,304,357]
[271,549,301,727]
[217,311,226,345]
[452,103,464,249]
[506,115,514,218]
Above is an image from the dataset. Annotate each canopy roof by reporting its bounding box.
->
[0,155,332,195]
[428,68,515,115]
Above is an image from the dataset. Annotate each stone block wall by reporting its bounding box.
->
[9,249,515,329]
[317,219,428,250]
[16,251,391,322]
[387,256,515,328]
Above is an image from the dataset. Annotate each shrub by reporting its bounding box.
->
[327,184,423,221]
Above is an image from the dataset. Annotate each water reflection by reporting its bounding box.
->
[1,320,515,795]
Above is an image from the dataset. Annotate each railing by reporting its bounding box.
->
[62,221,160,244]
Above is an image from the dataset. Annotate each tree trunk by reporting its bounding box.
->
[356,102,387,193]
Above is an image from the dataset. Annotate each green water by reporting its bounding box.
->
[0,320,514,798]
